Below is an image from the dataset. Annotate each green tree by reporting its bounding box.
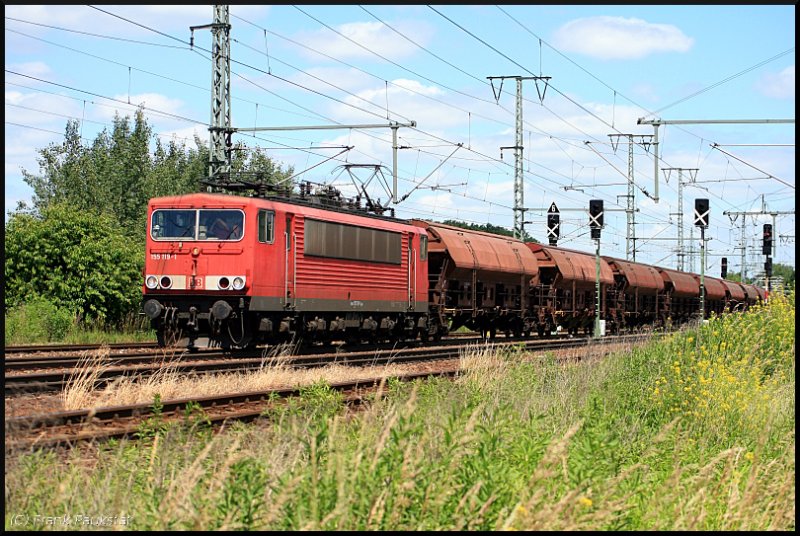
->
[724,272,743,283]
[772,262,795,287]
[21,109,163,237]
[19,110,294,240]
[4,203,144,324]
[440,219,537,242]
[223,142,295,195]
[725,264,794,288]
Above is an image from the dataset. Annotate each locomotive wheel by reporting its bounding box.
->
[418,327,430,343]
[156,323,183,348]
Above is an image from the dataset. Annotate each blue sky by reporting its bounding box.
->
[5,4,796,276]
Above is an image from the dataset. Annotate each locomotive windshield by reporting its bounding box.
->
[151,209,244,241]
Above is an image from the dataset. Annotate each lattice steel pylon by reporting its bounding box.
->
[663,167,699,271]
[487,75,551,240]
[609,134,652,261]
[191,5,232,182]
[209,5,231,180]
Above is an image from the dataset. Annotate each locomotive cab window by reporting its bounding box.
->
[199,209,244,241]
[420,235,428,261]
[151,209,196,240]
[257,209,275,243]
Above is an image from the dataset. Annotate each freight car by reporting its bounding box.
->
[602,257,665,333]
[526,243,614,337]
[142,191,766,349]
[413,220,539,339]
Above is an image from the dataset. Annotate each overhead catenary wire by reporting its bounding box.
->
[5,5,792,264]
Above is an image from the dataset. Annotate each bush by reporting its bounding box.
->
[4,296,76,344]
[4,203,144,325]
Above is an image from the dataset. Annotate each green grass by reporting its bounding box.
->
[5,292,794,531]
[4,298,154,345]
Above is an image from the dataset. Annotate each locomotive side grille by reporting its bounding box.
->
[294,217,409,290]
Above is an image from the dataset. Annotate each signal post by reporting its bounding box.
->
[694,199,709,321]
[763,224,773,294]
[589,200,604,338]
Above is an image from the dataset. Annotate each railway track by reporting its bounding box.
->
[3,330,485,357]
[5,367,460,450]
[4,333,489,369]
[6,334,657,449]
[4,341,159,355]
[6,335,616,394]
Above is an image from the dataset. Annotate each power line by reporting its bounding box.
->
[5,15,189,49]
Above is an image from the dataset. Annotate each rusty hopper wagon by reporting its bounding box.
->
[412,220,539,339]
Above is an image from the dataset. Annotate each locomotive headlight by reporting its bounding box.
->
[218,276,230,290]
[159,276,172,289]
[232,276,246,290]
[145,275,158,289]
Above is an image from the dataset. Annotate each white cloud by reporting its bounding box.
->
[6,61,52,80]
[630,83,661,104]
[552,16,693,60]
[100,92,188,125]
[755,65,795,99]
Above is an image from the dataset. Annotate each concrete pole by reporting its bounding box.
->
[700,227,706,321]
[595,238,601,338]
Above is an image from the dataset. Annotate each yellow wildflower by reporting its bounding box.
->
[578,497,593,507]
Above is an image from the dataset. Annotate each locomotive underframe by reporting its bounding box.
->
[144,294,435,349]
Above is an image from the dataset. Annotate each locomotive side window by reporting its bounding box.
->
[257,210,275,243]
[151,209,196,240]
[199,210,244,241]
[305,219,401,264]
[420,235,428,261]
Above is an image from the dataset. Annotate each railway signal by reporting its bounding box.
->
[694,198,709,228]
[589,199,603,240]
[762,224,773,255]
[721,257,728,279]
[547,202,560,245]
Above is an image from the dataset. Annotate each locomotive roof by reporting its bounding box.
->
[148,192,424,229]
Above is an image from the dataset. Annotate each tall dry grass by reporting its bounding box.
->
[61,342,416,410]
[7,291,795,531]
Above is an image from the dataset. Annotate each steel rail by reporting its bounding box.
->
[6,335,610,394]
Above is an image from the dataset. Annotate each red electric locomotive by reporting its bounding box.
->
[142,192,430,349]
